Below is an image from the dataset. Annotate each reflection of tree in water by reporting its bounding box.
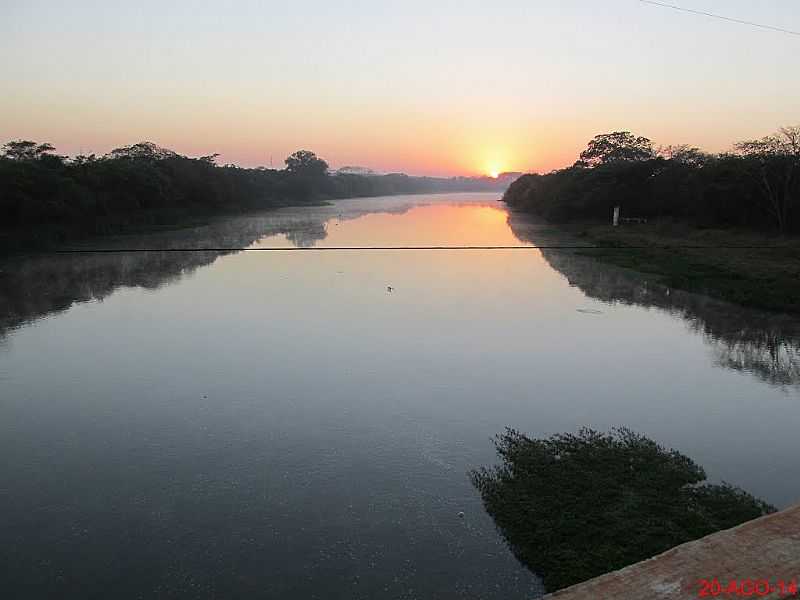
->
[507,211,800,387]
[470,427,775,593]
[0,250,231,341]
[713,335,800,387]
[0,213,316,339]
[0,197,439,340]
[283,222,328,247]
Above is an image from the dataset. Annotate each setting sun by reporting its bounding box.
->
[485,161,505,178]
[481,153,509,179]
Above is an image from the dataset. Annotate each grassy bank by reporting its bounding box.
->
[562,221,800,314]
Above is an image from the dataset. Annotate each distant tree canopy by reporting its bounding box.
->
[575,131,655,167]
[2,140,57,161]
[0,140,508,249]
[504,125,800,233]
[107,141,178,161]
[335,165,376,176]
[471,427,775,592]
[285,150,329,178]
[657,144,710,167]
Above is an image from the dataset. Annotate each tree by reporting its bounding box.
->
[575,131,655,168]
[335,165,376,176]
[108,141,177,161]
[658,144,711,167]
[735,126,800,232]
[2,140,56,161]
[284,150,329,178]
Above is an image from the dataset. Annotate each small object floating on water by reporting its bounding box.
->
[457,511,465,518]
[576,308,603,315]
[386,286,394,293]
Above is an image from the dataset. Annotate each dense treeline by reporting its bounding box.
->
[0,141,505,247]
[503,127,800,233]
[330,171,508,198]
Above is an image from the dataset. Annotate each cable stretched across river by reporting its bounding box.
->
[24,244,800,254]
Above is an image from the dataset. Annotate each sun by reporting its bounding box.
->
[481,152,509,179]
[485,161,505,178]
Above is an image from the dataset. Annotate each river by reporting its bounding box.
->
[1,192,798,599]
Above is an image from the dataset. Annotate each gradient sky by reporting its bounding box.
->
[2,0,798,176]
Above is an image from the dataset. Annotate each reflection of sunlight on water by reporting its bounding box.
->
[473,205,509,226]
[248,194,530,248]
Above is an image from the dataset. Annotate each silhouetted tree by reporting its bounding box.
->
[2,140,56,161]
[575,131,655,167]
[284,150,329,177]
[657,144,710,167]
[735,126,800,233]
[504,125,800,233]
[108,141,177,161]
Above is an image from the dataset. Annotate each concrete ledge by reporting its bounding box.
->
[543,504,800,600]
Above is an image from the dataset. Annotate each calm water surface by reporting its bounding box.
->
[1,193,799,599]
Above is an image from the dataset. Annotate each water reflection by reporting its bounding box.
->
[0,195,429,339]
[507,212,800,387]
[3,197,800,390]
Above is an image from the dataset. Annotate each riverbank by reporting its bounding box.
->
[559,221,800,314]
[1,141,510,255]
[0,200,328,254]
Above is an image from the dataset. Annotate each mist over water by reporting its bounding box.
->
[1,193,799,599]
